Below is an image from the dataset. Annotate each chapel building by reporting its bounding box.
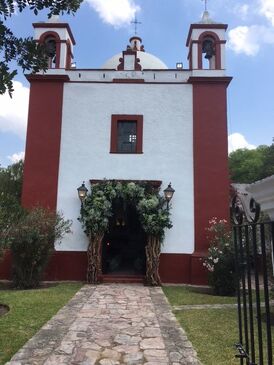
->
[18,12,231,284]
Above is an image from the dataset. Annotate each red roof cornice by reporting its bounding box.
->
[26,74,70,82]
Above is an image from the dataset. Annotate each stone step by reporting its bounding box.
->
[100,274,145,284]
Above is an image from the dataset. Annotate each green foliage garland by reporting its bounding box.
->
[79,180,172,241]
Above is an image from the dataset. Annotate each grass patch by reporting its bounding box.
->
[176,308,239,365]
[162,285,237,306]
[164,286,274,365]
[0,282,82,365]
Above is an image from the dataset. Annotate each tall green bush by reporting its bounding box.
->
[0,160,24,258]
[5,207,72,289]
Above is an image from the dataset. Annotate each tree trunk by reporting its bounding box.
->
[87,234,102,284]
[145,235,161,286]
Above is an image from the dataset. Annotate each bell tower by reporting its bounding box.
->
[187,11,232,284]
[33,16,75,69]
[186,11,227,72]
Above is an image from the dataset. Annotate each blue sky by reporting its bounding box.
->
[0,0,274,166]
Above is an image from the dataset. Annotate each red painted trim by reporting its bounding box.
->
[39,30,61,42]
[26,74,70,82]
[0,250,208,284]
[110,115,143,154]
[22,77,66,210]
[186,23,228,46]
[66,41,73,69]
[188,48,192,69]
[159,254,191,283]
[188,76,232,84]
[117,50,142,71]
[0,250,12,279]
[44,252,87,280]
[216,43,221,69]
[33,23,76,45]
[190,78,231,255]
[198,31,221,43]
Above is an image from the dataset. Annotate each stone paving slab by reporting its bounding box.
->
[6,284,201,365]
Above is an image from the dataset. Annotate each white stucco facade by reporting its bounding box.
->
[56,82,194,254]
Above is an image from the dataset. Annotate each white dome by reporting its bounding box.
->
[101,51,168,70]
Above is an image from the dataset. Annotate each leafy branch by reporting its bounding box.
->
[0,0,83,96]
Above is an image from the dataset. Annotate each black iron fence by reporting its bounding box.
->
[232,194,274,365]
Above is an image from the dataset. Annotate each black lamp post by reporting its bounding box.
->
[77,182,88,205]
[164,182,175,209]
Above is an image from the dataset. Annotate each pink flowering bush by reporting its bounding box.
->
[203,218,236,296]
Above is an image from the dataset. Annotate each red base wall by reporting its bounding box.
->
[0,250,208,285]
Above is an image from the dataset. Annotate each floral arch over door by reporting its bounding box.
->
[78,180,172,286]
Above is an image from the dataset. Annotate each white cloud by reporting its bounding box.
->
[260,0,274,25]
[0,81,29,138]
[86,0,140,27]
[228,133,256,153]
[233,4,250,20]
[8,151,25,163]
[228,25,274,55]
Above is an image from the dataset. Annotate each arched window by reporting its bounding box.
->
[198,32,221,70]
[202,37,215,69]
[39,31,61,69]
[45,36,57,68]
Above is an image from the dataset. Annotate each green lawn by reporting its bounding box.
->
[0,282,83,365]
[163,286,273,365]
[176,308,239,365]
[162,285,237,306]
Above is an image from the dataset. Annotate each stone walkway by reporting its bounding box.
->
[6,285,201,365]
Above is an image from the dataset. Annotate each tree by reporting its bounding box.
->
[0,160,24,255]
[0,0,82,96]
[229,142,274,183]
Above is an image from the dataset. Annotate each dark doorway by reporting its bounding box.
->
[102,198,146,275]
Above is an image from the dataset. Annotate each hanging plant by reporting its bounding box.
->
[79,180,172,285]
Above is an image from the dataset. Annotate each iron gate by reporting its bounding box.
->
[231,193,274,365]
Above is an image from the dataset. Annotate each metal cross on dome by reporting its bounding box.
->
[202,0,208,11]
[131,15,141,35]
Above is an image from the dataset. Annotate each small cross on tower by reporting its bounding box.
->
[131,15,141,35]
[202,0,208,12]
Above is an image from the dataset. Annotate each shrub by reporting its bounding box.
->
[0,194,25,257]
[203,218,236,296]
[5,207,72,289]
[0,160,24,258]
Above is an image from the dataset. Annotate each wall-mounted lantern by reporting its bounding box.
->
[164,182,175,209]
[77,181,88,204]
